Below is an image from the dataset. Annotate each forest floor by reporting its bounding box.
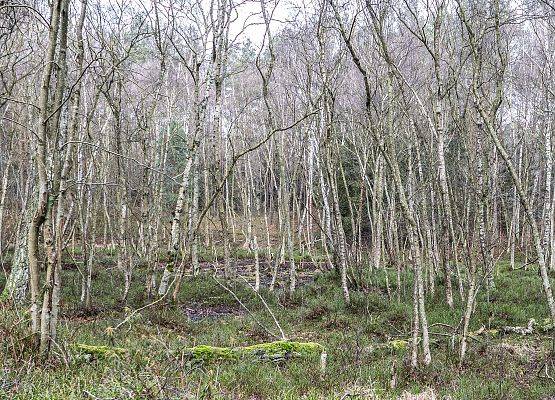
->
[1,250,555,399]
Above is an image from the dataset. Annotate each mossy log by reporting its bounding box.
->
[368,339,409,354]
[74,343,128,358]
[387,340,408,351]
[184,340,325,364]
[469,326,499,338]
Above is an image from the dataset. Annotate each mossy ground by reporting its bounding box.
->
[1,252,554,399]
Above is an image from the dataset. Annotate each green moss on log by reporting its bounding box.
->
[187,345,238,361]
[369,339,409,354]
[243,340,323,356]
[74,343,128,358]
[387,340,408,351]
[470,328,499,338]
[184,340,324,363]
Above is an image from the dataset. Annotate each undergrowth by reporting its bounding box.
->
[1,254,554,399]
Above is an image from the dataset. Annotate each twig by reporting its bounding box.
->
[50,337,70,367]
[512,258,539,271]
[239,275,286,340]
[112,274,178,332]
[212,275,280,339]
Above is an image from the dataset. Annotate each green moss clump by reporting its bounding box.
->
[539,318,554,332]
[469,328,499,339]
[484,329,499,337]
[243,340,324,356]
[187,345,238,361]
[184,341,324,363]
[387,340,408,351]
[74,344,128,359]
[368,339,409,354]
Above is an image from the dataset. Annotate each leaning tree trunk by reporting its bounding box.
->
[459,241,478,366]
[158,155,194,296]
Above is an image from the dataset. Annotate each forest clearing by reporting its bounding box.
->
[2,0,555,398]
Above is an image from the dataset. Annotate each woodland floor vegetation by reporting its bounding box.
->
[1,249,554,399]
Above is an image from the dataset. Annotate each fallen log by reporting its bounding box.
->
[502,318,554,335]
[469,326,499,338]
[183,340,326,369]
[74,343,128,359]
[367,339,409,354]
[503,319,536,335]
